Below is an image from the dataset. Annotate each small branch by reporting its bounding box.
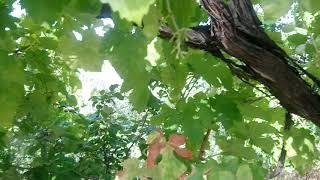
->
[124,110,149,159]
[243,96,266,104]
[182,76,198,99]
[241,79,273,98]
[165,0,179,31]
[159,25,257,87]
[198,129,211,160]
[287,56,320,87]
[267,112,293,179]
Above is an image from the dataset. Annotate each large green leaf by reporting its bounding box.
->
[186,50,233,90]
[236,164,253,180]
[209,94,242,129]
[157,147,187,179]
[0,52,24,127]
[208,171,235,180]
[58,29,104,71]
[103,15,151,111]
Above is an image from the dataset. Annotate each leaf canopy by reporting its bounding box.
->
[0,0,320,179]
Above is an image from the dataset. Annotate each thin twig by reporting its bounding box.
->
[287,56,320,87]
[124,110,149,159]
[241,79,273,98]
[183,76,198,99]
[165,0,179,31]
[198,129,212,160]
[267,112,293,179]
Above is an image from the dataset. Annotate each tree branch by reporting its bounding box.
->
[159,0,320,127]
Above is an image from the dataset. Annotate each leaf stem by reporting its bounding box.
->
[198,129,211,160]
[267,111,293,179]
[165,0,179,31]
[124,109,149,159]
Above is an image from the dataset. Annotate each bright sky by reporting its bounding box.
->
[77,61,123,114]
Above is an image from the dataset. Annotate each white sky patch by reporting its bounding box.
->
[95,26,106,37]
[145,38,160,66]
[102,18,115,28]
[76,60,123,114]
[95,19,114,36]
[10,0,26,18]
[81,25,89,30]
[72,31,83,41]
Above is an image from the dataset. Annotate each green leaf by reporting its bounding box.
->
[187,51,233,89]
[250,137,275,154]
[105,0,156,25]
[142,3,161,39]
[103,15,151,111]
[159,0,200,27]
[287,33,308,47]
[58,29,104,71]
[157,147,187,179]
[0,52,24,127]
[236,164,253,180]
[209,95,242,129]
[285,127,318,174]
[220,156,240,173]
[217,138,258,160]
[250,164,268,180]
[208,171,235,180]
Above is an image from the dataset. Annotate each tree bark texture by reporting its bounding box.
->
[159,0,320,127]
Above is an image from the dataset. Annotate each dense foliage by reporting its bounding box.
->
[0,0,320,179]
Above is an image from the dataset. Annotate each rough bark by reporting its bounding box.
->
[159,0,320,127]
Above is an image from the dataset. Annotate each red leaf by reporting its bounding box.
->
[174,148,193,160]
[168,134,186,147]
[146,131,165,168]
[146,142,165,168]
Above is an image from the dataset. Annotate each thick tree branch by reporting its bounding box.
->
[200,0,320,126]
[158,25,259,84]
[159,0,320,127]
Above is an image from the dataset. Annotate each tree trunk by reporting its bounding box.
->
[159,0,320,127]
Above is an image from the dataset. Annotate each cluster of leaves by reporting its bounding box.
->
[0,83,150,179]
[0,0,320,179]
[119,131,263,180]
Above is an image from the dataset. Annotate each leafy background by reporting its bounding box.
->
[0,0,320,179]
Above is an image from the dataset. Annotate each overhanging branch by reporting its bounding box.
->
[158,0,320,127]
